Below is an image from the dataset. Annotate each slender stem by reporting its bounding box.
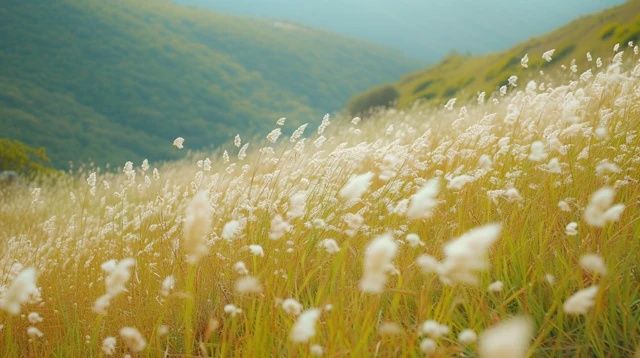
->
[184,265,196,356]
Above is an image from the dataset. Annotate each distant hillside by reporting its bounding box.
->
[178,0,623,62]
[0,0,419,168]
[348,0,640,113]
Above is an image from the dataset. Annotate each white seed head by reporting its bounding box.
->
[102,336,117,356]
[172,137,184,149]
[339,172,374,203]
[183,191,212,263]
[406,178,440,220]
[359,234,398,293]
[119,327,146,353]
[563,285,599,315]
[479,316,533,358]
[0,268,38,316]
[579,254,607,276]
[458,329,477,345]
[289,308,321,343]
[281,298,303,315]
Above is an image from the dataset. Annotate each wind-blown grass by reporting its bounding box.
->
[1,45,640,357]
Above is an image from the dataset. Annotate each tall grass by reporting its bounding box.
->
[1,45,640,357]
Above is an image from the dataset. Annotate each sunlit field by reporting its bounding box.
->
[1,45,640,357]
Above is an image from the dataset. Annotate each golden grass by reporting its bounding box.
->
[1,51,640,357]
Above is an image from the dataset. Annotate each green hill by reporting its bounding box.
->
[348,0,640,113]
[0,0,419,168]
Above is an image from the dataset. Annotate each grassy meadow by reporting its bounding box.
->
[366,0,640,110]
[1,45,640,357]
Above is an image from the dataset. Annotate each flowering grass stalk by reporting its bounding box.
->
[1,45,639,356]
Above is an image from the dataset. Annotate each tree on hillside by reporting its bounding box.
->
[0,138,53,177]
[346,85,399,117]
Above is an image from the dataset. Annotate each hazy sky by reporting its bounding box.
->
[178,0,625,62]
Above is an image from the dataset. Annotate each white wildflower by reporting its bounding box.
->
[528,141,547,161]
[318,113,330,135]
[405,233,424,247]
[406,178,440,220]
[28,312,43,324]
[563,286,598,315]
[234,261,249,275]
[102,336,117,355]
[542,49,555,62]
[157,325,169,336]
[183,191,212,263]
[248,244,264,257]
[343,213,364,237]
[477,91,486,105]
[266,128,282,143]
[287,191,308,219]
[87,172,97,190]
[416,255,440,274]
[290,123,308,143]
[319,239,340,254]
[359,234,398,293]
[444,98,456,111]
[269,215,292,240]
[565,222,578,236]
[224,304,243,317]
[238,143,249,160]
[160,275,175,297]
[0,268,38,315]
[579,254,607,276]
[595,160,621,177]
[583,187,625,227]
[119,327,146,353]
[439,223,502,285]
[94,258,135,314]
[520,53,529,68]
[458,329,477,345]
[222,220,240,240]
[27,326,44,339]
[545,274,556,285]
[479,317,533,358]
[339,172,374,203]
[447,174,475,190]
[488,281,504,293]
[289,308,321,343]
[580,69,593,82]
[420,320,449,338]
[103,259,136,296]
[234,275,262,294]
[172,137,184,149]
[558,200,571,212]
[281,298,303,315]
[543,158,562,174]
[420,338,437,354]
